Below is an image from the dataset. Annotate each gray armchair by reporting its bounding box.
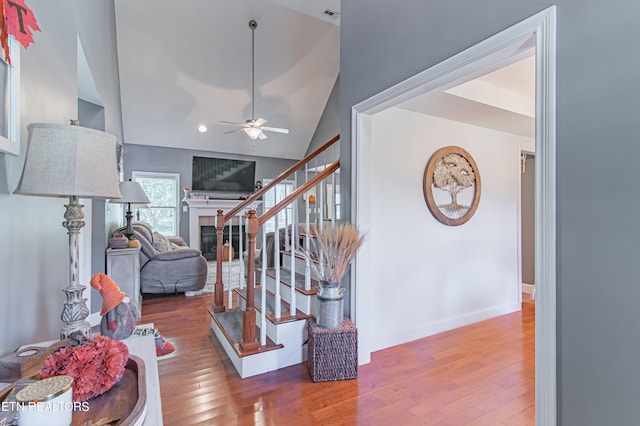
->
[122,222,207,294]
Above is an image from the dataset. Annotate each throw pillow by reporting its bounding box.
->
[152,232,171,252]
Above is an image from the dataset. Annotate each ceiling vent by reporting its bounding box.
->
[323,9,339,18]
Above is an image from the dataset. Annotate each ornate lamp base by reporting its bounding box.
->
[60,284,91,339]
[61,196,92,340]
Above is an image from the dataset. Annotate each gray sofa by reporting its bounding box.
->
[122,222,207,294]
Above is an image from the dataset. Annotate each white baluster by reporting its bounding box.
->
[261,227,267,346]
[227,221,233,310]
[274,211,281,320]
[305,164,311,292]
[261,227,267,289]
[284,183,289,252]
[239,212,244,290]
[331,170,336,227]
[290,201,297,316]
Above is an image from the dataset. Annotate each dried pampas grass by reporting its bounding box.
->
[298,223,365,282]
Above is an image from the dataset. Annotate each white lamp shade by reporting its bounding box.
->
[14,123,122,199]
[111,180,150,205]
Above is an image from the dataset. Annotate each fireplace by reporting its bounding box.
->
[184,198,262,256]
[200,225,246,261]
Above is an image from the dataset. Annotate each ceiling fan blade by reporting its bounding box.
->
[262,126,290,134]
[258,131,268,140]
[254,118,268,126]
[224,128,244,134]
[219,120,247,127]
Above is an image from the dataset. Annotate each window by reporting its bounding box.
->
[132,171,180,237]
[263,179,295,234]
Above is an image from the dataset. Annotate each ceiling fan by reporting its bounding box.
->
[219,20,289,141]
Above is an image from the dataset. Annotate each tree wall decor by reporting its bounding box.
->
[423,146,481,226]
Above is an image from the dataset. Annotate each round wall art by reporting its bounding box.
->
[423,146,481,226]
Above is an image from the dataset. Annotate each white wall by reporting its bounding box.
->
[356,107,533,361]
[0,1,123,354]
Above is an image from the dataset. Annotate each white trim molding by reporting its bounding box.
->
[351,6,556,425]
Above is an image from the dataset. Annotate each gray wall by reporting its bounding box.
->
[0,0,124,354]
[305,76,340,158]
[340,1,640,424]
[123,143,296,244]
[78,99,105,132]
[78,98,108,313]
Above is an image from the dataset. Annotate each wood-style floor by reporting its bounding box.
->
[141,293,535,425]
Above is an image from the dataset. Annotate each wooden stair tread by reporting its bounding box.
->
[261,267,318,295]
[208,308,283,357]
[234,287,314,324]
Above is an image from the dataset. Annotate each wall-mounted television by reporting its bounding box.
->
[192,156,256,194]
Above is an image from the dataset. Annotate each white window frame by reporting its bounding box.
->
[132,171,180,237]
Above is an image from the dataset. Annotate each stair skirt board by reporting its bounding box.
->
[210,317,282,378]
[209,309,309,378]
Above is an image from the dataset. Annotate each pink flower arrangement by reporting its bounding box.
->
[41,335,129,402]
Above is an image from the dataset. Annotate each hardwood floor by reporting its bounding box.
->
[141,293,535,425]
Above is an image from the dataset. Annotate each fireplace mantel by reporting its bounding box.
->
[184,198,262,250]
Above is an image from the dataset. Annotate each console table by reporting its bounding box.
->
[4,334,162,425]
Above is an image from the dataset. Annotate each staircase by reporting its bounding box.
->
[208,135,340,378]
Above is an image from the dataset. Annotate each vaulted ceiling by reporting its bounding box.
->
[102,1,533,163]
[112,0,340,160]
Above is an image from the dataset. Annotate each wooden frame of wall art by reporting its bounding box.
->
[423,146,481,226]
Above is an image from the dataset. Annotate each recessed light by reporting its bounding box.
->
[198,125,207,133]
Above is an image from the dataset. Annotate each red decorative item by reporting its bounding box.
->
[40,335,129,402]
[0,0,9,64]
[0,0,39,63]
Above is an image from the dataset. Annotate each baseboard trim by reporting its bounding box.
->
[370,302,521,354]
[522,283,535,295]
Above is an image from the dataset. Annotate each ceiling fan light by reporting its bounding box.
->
[244,127,262,140]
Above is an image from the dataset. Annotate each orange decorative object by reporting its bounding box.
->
[309,195,316,203]
[222,245,235,261]
[90,273,125,316]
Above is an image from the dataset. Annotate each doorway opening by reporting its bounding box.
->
[351,7,556,424]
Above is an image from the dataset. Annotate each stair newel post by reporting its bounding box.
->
[213,209,226,313]
[227,215,233,309]
[240,209,259,352]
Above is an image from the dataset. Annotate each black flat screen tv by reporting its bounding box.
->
[192,156,256,194]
